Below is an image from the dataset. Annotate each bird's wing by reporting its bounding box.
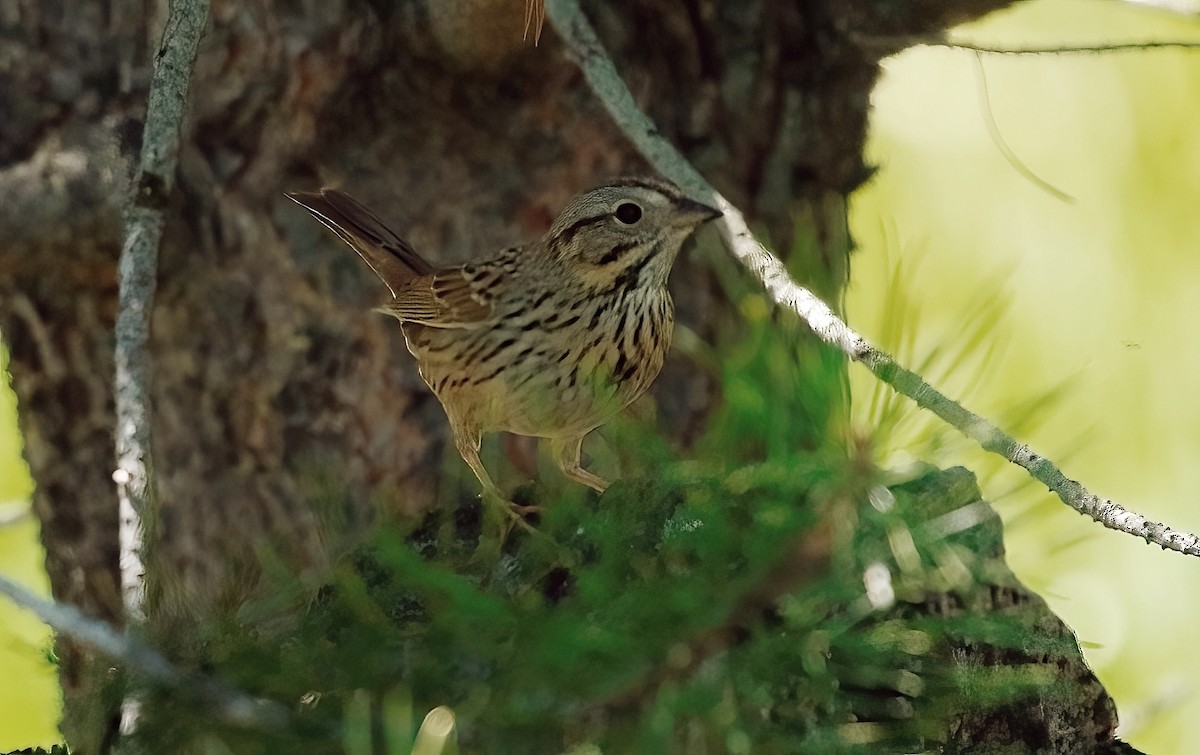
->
[379,266,500,328]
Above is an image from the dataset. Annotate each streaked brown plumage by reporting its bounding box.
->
[287,178,719,501]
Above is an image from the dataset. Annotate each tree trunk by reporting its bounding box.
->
[2,1,1131,752]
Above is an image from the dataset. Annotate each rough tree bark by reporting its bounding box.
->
[0,0,1130,752]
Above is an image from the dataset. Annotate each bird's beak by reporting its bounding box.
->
[674,197,723,227]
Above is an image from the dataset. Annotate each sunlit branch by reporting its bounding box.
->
[545,0,1200,558]
[854,32,1200,56]
[936,38,1200,55]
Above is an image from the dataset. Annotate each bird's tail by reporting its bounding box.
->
[287,189,434,295]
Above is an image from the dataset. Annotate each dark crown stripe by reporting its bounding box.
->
[606,176,682,197]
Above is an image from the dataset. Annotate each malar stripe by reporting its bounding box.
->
[609,240,662,294]
[596,240,640,265]
[608,176,681,197]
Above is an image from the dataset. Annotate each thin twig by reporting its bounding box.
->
[970,52,1074,203]
[524,0,546,45]
[116,0,209,627]
[544,0,1200,558]
[933,38,1200,55]
[852,31,1200,56]
[0,573,290,732]
[114,0,211,733]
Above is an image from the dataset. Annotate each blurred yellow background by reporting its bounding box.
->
[849,1,1200,752]
[0,355,61,750]
[3,0,1200,751]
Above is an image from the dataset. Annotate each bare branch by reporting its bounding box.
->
[939,38,1200,54]
[544,0,1200,558]
[0,573,290,732]
[855,33,1200,56]
[115,0,210,736]
[115,0,209,622]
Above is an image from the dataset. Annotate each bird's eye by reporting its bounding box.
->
[614,202,643,225]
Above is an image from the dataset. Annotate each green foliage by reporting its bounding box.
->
[121,298,1100,754]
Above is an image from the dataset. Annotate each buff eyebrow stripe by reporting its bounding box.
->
[596,240,640,265]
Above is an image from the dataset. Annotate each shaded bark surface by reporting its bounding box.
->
[0,0,1134,752]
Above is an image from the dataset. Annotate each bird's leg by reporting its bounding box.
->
[452,428,539,520]
[453,428,503,499]
[550,434,610,493]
